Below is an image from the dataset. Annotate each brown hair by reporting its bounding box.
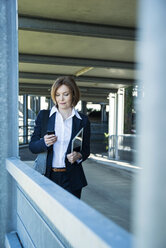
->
[51,76,80,107]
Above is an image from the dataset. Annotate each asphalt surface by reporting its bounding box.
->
[82,158,134,233]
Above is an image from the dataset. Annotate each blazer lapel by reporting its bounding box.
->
[47,112,56,131]
[66,115,82,154]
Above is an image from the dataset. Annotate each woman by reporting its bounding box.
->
[29,76,90,199]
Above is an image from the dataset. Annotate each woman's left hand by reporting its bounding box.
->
[67,152,82,164]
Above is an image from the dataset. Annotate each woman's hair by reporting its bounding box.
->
[51,76,80,107]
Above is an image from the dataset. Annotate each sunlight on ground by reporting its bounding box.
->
[90,153,141,171]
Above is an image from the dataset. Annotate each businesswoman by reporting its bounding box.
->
[29,76,90,199]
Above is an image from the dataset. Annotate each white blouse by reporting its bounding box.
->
[49,106,82,168]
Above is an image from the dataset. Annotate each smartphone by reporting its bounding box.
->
[47,130,55,135]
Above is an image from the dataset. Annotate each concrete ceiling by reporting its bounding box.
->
[18,0,138,103]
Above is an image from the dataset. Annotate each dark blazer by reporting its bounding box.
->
[29,110,91,190]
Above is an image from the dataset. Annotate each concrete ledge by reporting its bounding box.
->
[90,154,141,173]
[6,157,132,248]
[5,232,22,248]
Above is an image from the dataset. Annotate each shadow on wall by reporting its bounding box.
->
[90,122,108,154]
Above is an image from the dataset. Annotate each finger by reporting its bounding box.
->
[50,139,57,144]
[46,137,57,145]
[48,134,56,138]
[49,138,56,143]
[47,135,56,139]
[47,136,57,142]
[67,154,71,158]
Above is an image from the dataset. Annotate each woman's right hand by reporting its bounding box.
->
[44,134,57,147]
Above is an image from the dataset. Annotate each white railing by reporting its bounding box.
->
[108,134,137,162]
[6,157,132,248]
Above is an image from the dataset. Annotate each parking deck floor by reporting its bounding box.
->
[82,157,135,233]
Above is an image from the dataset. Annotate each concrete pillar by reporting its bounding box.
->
[32,96,36,116]
[108,90,125,159]
[81,101,87,115]
[134,1,166,248]
[117,88,125,135]
[101,103,107,122]
[47,97,53,109]
[29,96,36,119]
[23,94,28,144]
[36,96,41,114]
[0,0,18,247]
[108,93,118,158]
[50,97,54,108]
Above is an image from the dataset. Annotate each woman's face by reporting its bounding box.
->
[55,84,73,110]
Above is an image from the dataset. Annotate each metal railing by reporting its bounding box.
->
[19,124,34,145]
[108,134,137,162]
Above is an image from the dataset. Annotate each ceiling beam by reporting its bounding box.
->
[19,72,135,85]
[19,15,136,41]
[19,87,110,103]
[19,90,109,103]
[19,83,52,89]
[19,89,108,98]
[80,87,117,93]
[19,88,50,95]
[19,53,135,70]
[19,83,115,92]
[19,83,117,96]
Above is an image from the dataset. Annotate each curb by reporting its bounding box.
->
[89,154,141,173]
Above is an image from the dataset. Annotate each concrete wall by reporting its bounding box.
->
[90,122,108,154]
[0,0,18,247]
[6,157,132,248]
